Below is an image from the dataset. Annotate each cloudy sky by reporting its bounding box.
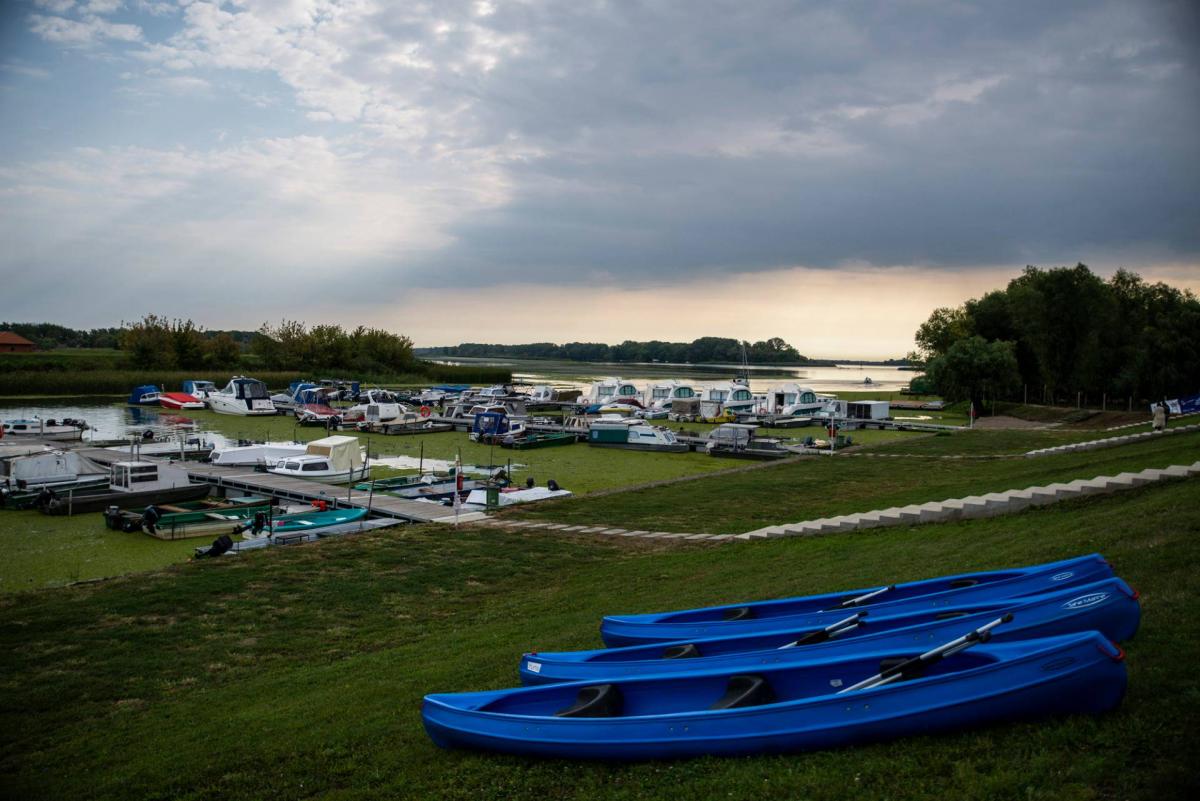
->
[1,0,1197,357]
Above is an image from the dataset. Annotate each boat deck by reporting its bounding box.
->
[70,448,486,524]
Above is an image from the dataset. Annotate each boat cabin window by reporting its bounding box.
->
[652,388,669,399]
[302,461,328,472]
[711,390,728,402]
[733,389,752,401]
[675,387,695,398]
[801,392,816,403]
[597,386,615,398]
[284,461,300,471]
[236,381,270,400]
[618,385,638,396]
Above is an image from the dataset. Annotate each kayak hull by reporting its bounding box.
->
[424,633,1127,760]
[600,554,1115,647]
[522,578,1140,684]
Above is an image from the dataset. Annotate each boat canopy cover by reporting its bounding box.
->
[129,385,158,403]
[305,436,363,471]
[4,450,107,482]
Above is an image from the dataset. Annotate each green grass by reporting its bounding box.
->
[506,427,1200,533]
[1,476,1197,800]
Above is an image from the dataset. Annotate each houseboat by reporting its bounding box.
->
[40,460,210,515]
[646,380,698,411]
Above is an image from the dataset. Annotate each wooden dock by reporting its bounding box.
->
[72,448,487,524]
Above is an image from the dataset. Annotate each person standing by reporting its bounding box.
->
[1152,401,1167,432]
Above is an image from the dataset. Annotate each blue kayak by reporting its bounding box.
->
[521,577,1139,685]
[424,630,1127,759]
[600,553,1115,647]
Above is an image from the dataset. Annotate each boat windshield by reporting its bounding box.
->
[236,380,270,400]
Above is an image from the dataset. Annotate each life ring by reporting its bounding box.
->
[419,406,432,418]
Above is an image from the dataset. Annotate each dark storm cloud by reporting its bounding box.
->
[388,0,1199,286]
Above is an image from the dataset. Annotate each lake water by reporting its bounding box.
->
[433,357,918,394]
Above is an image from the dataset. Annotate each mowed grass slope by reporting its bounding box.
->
[507,428,1200,533]
[1,477,1198,800]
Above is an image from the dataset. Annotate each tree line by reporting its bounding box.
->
[429,336,814,364]
[915,264,1200,407]
[251,320,416,373]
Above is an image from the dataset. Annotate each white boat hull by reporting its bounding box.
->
[207,397,277,416]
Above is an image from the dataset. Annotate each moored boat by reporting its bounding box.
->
[587,418,688,452]
[1,417,88,441]
[424,630,1127,759]
[502,432,576,450]
[206,377,277,416]
[128,385,161,406]
[600,553,1116,647]
[519,577,1140,685]
[39,460,211,515]
[159,391,205,410]
[266,435,368,483]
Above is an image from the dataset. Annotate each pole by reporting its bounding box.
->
[419,441,424,475]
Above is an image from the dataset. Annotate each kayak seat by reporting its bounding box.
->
[949,579,979,589]
[662,643,701,659]
[710,674,775,710]
[555,684,623,718]
[935,611,970,620]
[722,606,755,621]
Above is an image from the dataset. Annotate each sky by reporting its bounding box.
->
[0,0,1198,358]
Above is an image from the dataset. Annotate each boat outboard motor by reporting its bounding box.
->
[141,505,160,535]
[36,487,56,510]
[142,429,155,440]
[205,534,234,558]
[525,477,535,489]
[547,479,560,491]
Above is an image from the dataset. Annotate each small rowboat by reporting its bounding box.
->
[520,578,1140,685]
[502,432,576,450]
[270,507,367,533]
[159,392,205,410]
[424,629,1127,760]
[600,554,1115,647]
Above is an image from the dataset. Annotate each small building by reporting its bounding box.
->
[847,400,890,420]
[0,332,35,353]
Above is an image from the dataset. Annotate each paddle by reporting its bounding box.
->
[778,612,867,649]
[837,613,1014,694]
[833,585,895,610]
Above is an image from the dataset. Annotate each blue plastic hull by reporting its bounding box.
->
[424,633,1127,760]
[600,554,1115,647]
[522,578,1140,685]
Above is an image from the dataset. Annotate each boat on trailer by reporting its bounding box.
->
[423,630,1126,759]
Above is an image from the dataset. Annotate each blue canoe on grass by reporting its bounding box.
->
[521,577,1140,685]
[424,629,1127,760]
[600,553,1115,647]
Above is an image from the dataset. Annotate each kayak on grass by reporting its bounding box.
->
[600,553,1116,647]
[424,629,1127,760]
[521,577,1140,685]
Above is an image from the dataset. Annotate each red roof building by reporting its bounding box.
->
[0,332,36,352]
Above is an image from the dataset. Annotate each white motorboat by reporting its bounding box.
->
[0,448,107,491]
[1,417,88,441]
[585,377,642,406]
[762,383,829,416]
[460,484,572,511]
[529,385,556,403]
[587,417,688,452]
[206,377,277,416]
[701,380,758,414]
[646,380,698,411]
[209,442,309,466]
[182,379,217,400]
[343,389,406,423]
[266,435,368,482]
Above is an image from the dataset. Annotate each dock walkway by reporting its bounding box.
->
[72,448,486,524]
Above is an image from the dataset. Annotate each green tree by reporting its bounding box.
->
[204,332,241,369]
[119,314,178,369]
[925,336,1021,408]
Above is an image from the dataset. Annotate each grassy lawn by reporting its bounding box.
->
[506,428,1200,533]
[1,476,1197,800]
